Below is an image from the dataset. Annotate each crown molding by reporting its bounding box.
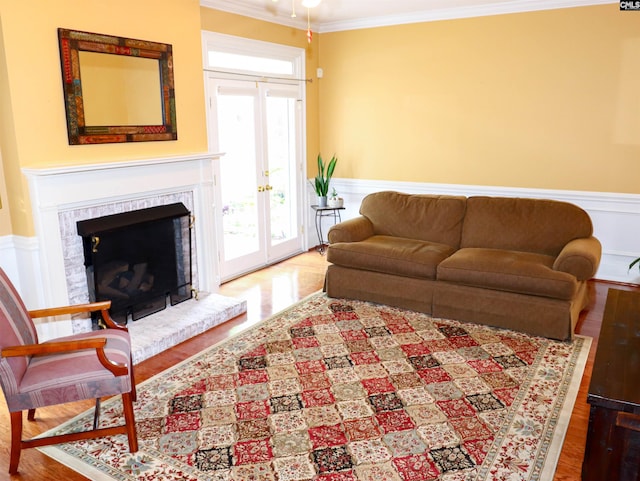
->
[200,0,309,30]
[201,0,617,33]
[318,0,617,32]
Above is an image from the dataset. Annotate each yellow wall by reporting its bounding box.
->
[0,152,11,237]
[0,20,14,237]
[200,7,320,168]
[0,0,207,236]
[1,3,638,238]
[319,5,640,193]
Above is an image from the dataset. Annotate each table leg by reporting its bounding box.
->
[315,210,325,254]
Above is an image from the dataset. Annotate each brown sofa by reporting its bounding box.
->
[325,191,601,340]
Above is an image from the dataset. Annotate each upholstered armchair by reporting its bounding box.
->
[0,268,138,474]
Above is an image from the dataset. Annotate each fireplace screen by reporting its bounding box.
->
[77,203,192,324]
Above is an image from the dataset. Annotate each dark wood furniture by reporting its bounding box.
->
[583,288,640,481]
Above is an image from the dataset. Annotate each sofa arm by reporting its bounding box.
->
[328,216,375,244]
[553,236,602,281]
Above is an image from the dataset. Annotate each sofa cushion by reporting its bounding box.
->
[461,196,593,256]
[360,191,467,249]
[437,247,578,300]
[327,235,456,280]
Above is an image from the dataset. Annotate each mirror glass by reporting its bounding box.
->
[79,52,162,126]
[58,28,177,145]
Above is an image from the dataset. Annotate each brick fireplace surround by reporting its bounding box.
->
[22,154,221,340]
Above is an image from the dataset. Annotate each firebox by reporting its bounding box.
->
[77,203,193,324]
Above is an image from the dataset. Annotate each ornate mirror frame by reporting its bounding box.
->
[58,28,177,145]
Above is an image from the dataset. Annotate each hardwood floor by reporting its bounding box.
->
[0,250,636,480]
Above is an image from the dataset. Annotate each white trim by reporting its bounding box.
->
[0,235,41,308]
[201,0,309,31]
[0,236,19,282]
[202,31,309,278]
[201,31,305,81]
[200,0,617,33]
[317,0,617,32]
[11,173,640,321]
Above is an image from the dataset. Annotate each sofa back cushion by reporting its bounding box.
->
[461,196,593,256]
[360,191,467,248]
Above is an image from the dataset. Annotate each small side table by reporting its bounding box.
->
[311,205,344,254]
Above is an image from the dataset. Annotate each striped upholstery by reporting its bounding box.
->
[0,268,132,412]
[0,269,38,402]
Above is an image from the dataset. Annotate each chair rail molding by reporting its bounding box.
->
[11,169,640,335]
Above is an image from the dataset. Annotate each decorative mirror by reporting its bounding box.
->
[58,28,177,144]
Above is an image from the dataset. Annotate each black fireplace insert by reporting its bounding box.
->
[77,203,193,324]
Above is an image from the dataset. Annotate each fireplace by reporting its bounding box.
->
[21,155,220,338]
[77,203,193,324]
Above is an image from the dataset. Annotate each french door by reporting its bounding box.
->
[208,77,304,281]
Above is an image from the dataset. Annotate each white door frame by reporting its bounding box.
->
[202,31,308,283]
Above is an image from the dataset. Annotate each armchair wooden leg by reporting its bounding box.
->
[121,392,138,452]
[9,411,22,474]
[93,398,101,430]
[129,356,137,402]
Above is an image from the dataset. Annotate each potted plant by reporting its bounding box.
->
[313,154,337,207]
[328,187,344,208]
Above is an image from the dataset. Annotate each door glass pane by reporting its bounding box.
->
[266,95,297,247]
[208,51,294,76]
[217,93,260,261]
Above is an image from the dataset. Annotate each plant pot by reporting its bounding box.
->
[317,196,328,207]
[327,197,344,208]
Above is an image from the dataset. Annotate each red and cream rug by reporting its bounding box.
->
[40,292,590,481]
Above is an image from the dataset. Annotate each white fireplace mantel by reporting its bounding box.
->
[23,153,221,317]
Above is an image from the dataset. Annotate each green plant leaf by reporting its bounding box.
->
[326,156,337,182]
[312,153,338,197]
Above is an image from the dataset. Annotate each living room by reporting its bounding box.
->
[0,1,639,479]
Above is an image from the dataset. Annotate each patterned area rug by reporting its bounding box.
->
[40,292,590,481]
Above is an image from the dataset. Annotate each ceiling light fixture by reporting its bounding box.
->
[273,0,321,43]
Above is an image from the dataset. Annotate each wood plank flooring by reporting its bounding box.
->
[0,250,636,480]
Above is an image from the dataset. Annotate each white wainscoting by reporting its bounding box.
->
[310,179,640,285]
[0,235,41,309]
[0,236,21,289]
[3,174,638,330]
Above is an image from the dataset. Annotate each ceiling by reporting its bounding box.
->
[200,0,614,32]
